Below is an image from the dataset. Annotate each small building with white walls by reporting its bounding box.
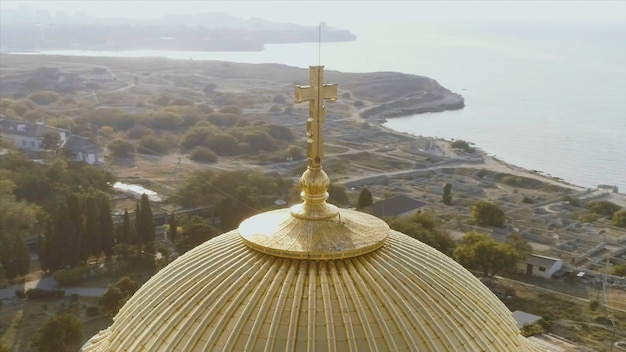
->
[518,254,564,279]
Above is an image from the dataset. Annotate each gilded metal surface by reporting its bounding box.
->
[291,66,340,221]
[294,66,337,169]
[239,208,389,259]
[82,231,545,351]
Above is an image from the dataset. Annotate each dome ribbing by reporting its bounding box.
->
[82,227,543,351]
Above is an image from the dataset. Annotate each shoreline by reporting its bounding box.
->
[374,122,598,194]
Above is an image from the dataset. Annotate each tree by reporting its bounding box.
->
[133,200,141,246]
[387,213,455,254]
[28,90,60,105]
[0,234,30,280]
[356,188,373,210]
[450,139,475,153]
[206,133,239,155]
[138,194,155,250]
[34,312,82,352]
[52,203,76,270]
[100,286,126,318]
[41,131,61,150]
[100,276,139,318]
[443,183,453,205]
[107,139,135,158]
[137,135,170,155]
[65,194,83,266]
[472,200,506,227]
[506,232,532,254]
[611,209,626,228]
[169,212,178,242]
[176,216,218,254]
[99,198,115,259]
[586,200,621,218]
[328,184,350,206]
[203,83,217,95]
[612,263,626,277]
[189,146,218,162]
[453,232,519,277]
[117,209,131,244]
[84,196,101,260]
[219,198,250,232]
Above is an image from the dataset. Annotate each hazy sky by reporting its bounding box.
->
[2,1,625,26]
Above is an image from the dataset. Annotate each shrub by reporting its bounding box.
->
[206,133,239,155]
[108,139,135,158]
[189,147,218,163]
[218,105,242,115]
[612,209,626,228]
[472,200,506,227]
[24,288,65,299]
[127,126,154,139]
[273,94,286,104]
[207,112,239,127]
[29,90,60,105]
[578,213,599,223]
[563,195,581,207]
[266,124,294,141]
[137,135,170,155]
[99,126,114,137]
[33,312,82,352]
[451,139,475,153]
[86,306,100,317]
[8,99,35,116]
[586,200,621,218]
[168,98,194,106]
[522,196,535,204]
[53,266,90,286]
[520,320,546,337]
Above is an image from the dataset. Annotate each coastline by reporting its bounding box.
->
[0,53,622,200]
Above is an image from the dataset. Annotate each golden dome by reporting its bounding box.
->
[82,226,543,351]
[82,66,544,351]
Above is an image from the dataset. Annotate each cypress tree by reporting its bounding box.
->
[169,212,177,242]
[85,196,101,260]
[99,198,115,259]
[134,201,142,246]
[13,234,30,278]
[40,219,58,271]
[65,194,83,266]
[37,232,49,272]
[140,194,155,247]
[53,203,71,270]
[117,209,131,244]
[356,188,373,210]
[0,234,30,279]
[443,183,453,205]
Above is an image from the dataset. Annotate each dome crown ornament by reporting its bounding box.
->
[238,66,389,260]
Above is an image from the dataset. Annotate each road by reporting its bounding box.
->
[0,276,106,300]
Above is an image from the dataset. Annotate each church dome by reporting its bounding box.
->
[82,66,544,352]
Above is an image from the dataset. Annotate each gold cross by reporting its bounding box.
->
[294,66,337,168]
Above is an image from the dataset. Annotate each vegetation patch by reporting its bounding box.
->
[494,173,565,192]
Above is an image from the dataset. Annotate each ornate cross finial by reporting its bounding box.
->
[291,66,338,220]
[294,66,337,169]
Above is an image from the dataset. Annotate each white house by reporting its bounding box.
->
[364,195,426,218]
[0,118,67,152]
[518,254,564,279]
[61,135,104,165]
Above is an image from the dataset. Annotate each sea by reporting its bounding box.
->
[10,20,626,191]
